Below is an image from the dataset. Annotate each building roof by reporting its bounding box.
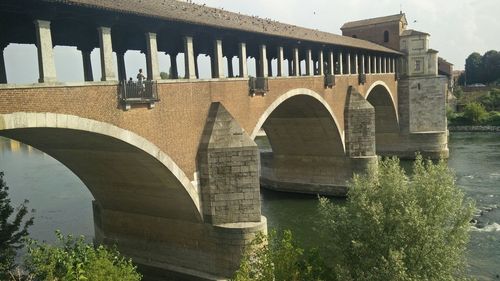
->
[341,13,407,29]
[401,29,430,37]
[45,0,401,54]
[438,57,453,66]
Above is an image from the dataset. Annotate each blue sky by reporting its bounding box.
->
[3,0,499,83]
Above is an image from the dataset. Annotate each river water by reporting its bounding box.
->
[0,132,499,280]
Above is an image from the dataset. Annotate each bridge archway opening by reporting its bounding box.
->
[4,44,38,84]
[196,54,212,79]
[366,83,400,154]
[253,89,348,195]
[0,115,202,226]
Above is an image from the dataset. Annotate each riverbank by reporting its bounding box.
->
[449,125,500,132]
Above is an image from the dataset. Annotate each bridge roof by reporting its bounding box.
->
[46,0,401,55]
[341,13,407,29]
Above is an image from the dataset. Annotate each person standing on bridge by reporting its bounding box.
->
[137,69,146,96]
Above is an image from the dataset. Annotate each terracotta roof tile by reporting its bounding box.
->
[45,0,401,54]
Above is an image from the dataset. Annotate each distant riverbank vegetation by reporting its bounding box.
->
[460,50,500,86]
[233,156,475,281]
[0,172,141,281]
[448,87,500,126]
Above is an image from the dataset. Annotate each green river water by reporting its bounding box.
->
[0,132,499,280]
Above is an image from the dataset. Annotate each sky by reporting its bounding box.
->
[3,0,499,84]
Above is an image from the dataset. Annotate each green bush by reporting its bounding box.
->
[24,231,142,281]
[317,156,474,281]
[0,172,34,279]
[235,157,475,281]
[485,111,500,125]
[463,102,488,124]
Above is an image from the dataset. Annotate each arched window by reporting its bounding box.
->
[383,31,389,43]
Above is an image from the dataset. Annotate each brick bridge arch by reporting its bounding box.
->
[364,81,401,154]
[0,112,203,222]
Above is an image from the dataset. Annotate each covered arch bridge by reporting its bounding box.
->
[0,0,448,279]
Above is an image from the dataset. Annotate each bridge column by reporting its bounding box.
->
[305,49,313,76]
[346,53,351,75]
[268,58,273,77]
[169,52,179,79]
[317,50,324,76]
[115,50,126,82]
[227,56,234,78]
[377,56,382,73]
[338,52,343,75]
[34,20,57,83]
[328,51,334,75]
[212,39,225,78]
[277,47,284,77]
[392,57,396,73]
[367,55,372,74]
[293,48,300,76]
[0,44,8,84]
[383,57,387,73]
[259,44,268,77]
[97,27,116,81]
[183,36,196,79]
[78,47,94,82]
[361,55,365,74]
[354,54,359,74]
[238,43,248,78]
[145,32,160,80]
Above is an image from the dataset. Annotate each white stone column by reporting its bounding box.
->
[34,20,57,83]
[259,44,268,77]
[338,52,343,75]
[305,49,313,76]
[382,57,386,73]
[354,54,359,74]
[378,56,382,73]
[361,55,365,74]
[317,50,324,76]
[392,57,396,73]
[184,36,196,79]
[238,43,248,78]
[0,44,7,83]
[145,32,160,80]
[227,56,234,78]
[328,51,334,75]
[277,47,284,77]
[367,55,372,74]
[213,39,225,78]
[293,48,300,76]
[346,53,351,75]
[97,27,116,81]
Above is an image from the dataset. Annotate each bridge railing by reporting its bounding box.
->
[119,80,159,110]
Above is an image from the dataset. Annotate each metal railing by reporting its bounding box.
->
[120,80,159,109]
[249,77,269,96]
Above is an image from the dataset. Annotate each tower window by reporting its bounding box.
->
[384,31,389,42]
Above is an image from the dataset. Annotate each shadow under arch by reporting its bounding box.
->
[0,112,202,222]
[251,88,348,195]
[365,81,400,154]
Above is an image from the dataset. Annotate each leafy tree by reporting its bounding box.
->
[463,102,488,124]
[465,52,483,84]
[232,230,305,281]
[160,71,170,79]
[481,50,500,84]
[317,156,474,281]
[24,231,142,281]
[0,172,34,279]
